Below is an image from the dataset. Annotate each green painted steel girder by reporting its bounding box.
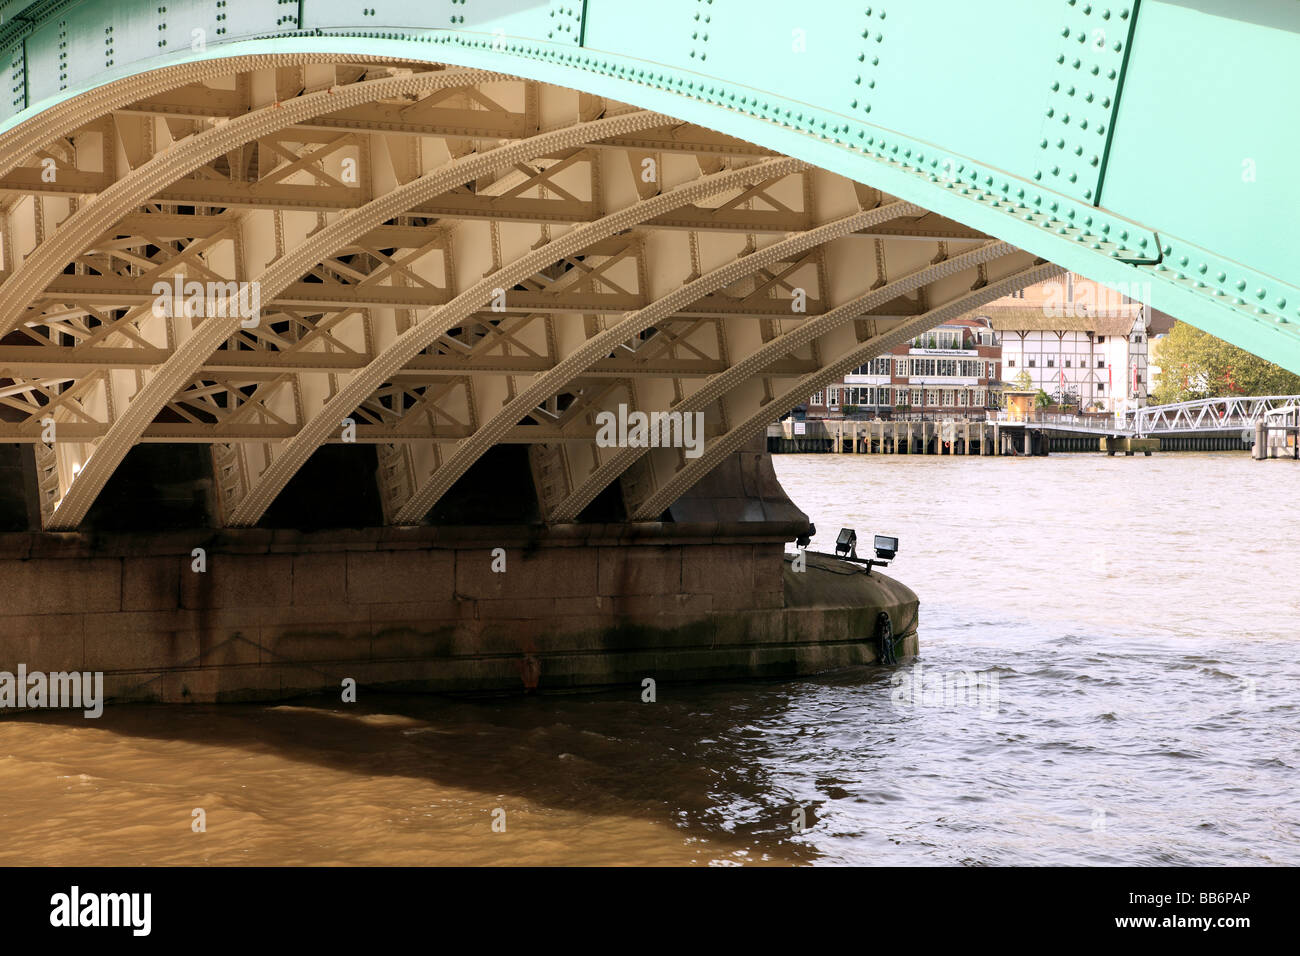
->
[1,0,1297,372]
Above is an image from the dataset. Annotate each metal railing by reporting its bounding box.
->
[1127,395,1300,436]
[992,410,1124,432]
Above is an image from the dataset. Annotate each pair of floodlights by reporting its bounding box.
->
[796,525,899,564]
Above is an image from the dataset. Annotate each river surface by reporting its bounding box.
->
[1,452,1297,865]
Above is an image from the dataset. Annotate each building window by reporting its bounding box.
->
[1097,336,1106,343]
[1028,358,1036,368]
[1097,383,1105,394]
[1007,358,1015,368]
[1097,358,1105,368]
[1064,359,1072,368]
[1134,335,1143,343]
[896,358,908,377]
[810,391,823,405]
[910,388,923,405]
[828,387,840,406]
[1047,357,1055,368]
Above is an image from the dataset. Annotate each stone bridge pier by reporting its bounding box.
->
[0,441,917,701]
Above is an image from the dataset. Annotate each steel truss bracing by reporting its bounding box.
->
[1,58,1065,528]
[1129,395,1300,437]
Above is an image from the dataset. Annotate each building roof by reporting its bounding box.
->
[973,306,1140,337]
[1146,307,1177,336]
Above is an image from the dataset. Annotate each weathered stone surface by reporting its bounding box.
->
[609,593,711,617]
[0,612,85,671]
[683,543,754,597]
[474,596,557,621]
[597,546,681,596]
[291,553,347,607]
[262,627,370,664]
[259,604,372,661]
[181,554,293,609]
[369,621,459,661]
[1,558,121,616]
[345,549,453,605]
[364,600,470,626]
[122,556,181,611]
[84,610,202,671]
[454,546,597,599]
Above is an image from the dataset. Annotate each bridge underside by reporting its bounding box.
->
[0,59,1058,530]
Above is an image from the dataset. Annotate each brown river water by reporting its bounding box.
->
[1,451,1297,865]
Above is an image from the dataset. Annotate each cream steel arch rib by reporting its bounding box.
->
[388,199,927,524]
[224,155,807,527]
[551,239,1020,521]
[0,53,427,179]
[0,65,507,337]
[42,108,681,529]
[629,261,1065,521]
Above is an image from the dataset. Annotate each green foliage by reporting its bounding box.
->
[1152,322,1300,404]
[1034,388,1052,408]
[1010,369,1033,392]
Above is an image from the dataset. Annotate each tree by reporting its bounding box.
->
[1151,321,1300,404]
[1034,388,1052,408]
[1010,369,1033,391]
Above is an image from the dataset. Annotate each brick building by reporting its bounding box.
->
[806,316,1002,419]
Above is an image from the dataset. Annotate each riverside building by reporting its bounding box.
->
[807,316,1002,419]
[983,273,1172,414]
[805,275,1174,419]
